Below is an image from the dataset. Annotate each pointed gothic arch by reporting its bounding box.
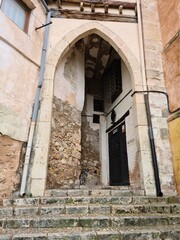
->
[29,21,145,196]
[46,22,141,89]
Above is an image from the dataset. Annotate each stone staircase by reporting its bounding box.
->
[0,189,180,240]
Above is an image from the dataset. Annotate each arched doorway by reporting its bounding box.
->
[29,22,145,196]
[46,32,136,189]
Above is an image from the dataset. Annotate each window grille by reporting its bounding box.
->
[110,59,122,103]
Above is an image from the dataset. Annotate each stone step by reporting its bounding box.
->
[45,188,145,197]
[0,215,180,229]
[3,196,180,207]
[0,226,180,240]
[1,204,180,218]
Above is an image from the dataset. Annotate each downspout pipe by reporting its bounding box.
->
[137,0,163,197]
[40,0,50,13]
[144,93,163,197]
[20,2,51,197]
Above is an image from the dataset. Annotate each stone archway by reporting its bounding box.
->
[29,21,147,196]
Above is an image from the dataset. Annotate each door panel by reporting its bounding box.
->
[109,122,129,186]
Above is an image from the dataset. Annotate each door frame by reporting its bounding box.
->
[106,111,129,186]
[108,121,130,186]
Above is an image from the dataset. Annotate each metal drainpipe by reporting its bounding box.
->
[20,2,51,197]
[137,0,163,197]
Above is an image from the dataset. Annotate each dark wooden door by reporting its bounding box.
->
[109,122,129,186]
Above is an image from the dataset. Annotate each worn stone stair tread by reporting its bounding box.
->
[3,196,179,205]
[1,195,179,239]
[0,225,180,240]
[1,214,180,230]
[1,212,180,219]
[1,203,179,218]
[3,196,180,207]
[0,224,180,233]
[44,189,145,197]
[1,202,179,208]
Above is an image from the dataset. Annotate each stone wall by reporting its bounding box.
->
[141,0,176,195]
[47,97,81,189]
[81,118,101,187]
[0,135,23,200]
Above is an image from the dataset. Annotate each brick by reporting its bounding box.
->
[89,205,111,214]
[79,216,110,228]
[48,233,81,240]
[0,207,13,218]
[14,207,38,217]
[0,235,12,240]
[111,216,169,227]
[32,217,79,228]
[13,198,39,206]
[160,229,180,240]
[66,205,88,215]
[89,190,111,196]
[40,206,65,216]
[12,234,47,240]
[40,197,68,205]
[97,231,120,240]
[6,219,30,229]
[67,189,84,196]
[121,230,161,240]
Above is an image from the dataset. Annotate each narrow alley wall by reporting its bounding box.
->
[47,46,85,189]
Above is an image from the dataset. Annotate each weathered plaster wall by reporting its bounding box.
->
[0,40,39,141]
[156,0,179,47]
[47,46,84,188]
[168,116,180,195]
[0,0,45,141]
[0,0,46,198]
[162,37,180,111]
[0,135,23,200]
[157,0,180,112]
[54,47,85,110]
[157,0,180,195]
[126,109,140,189]
[141,0,176,195]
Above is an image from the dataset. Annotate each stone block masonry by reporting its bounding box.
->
[140,0,176,195]
[47,97,81,189]
[81,118,101,187]
[0,135,24,200]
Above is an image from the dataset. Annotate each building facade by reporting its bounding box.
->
[157,0,180,194]
[0,0,178,199]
